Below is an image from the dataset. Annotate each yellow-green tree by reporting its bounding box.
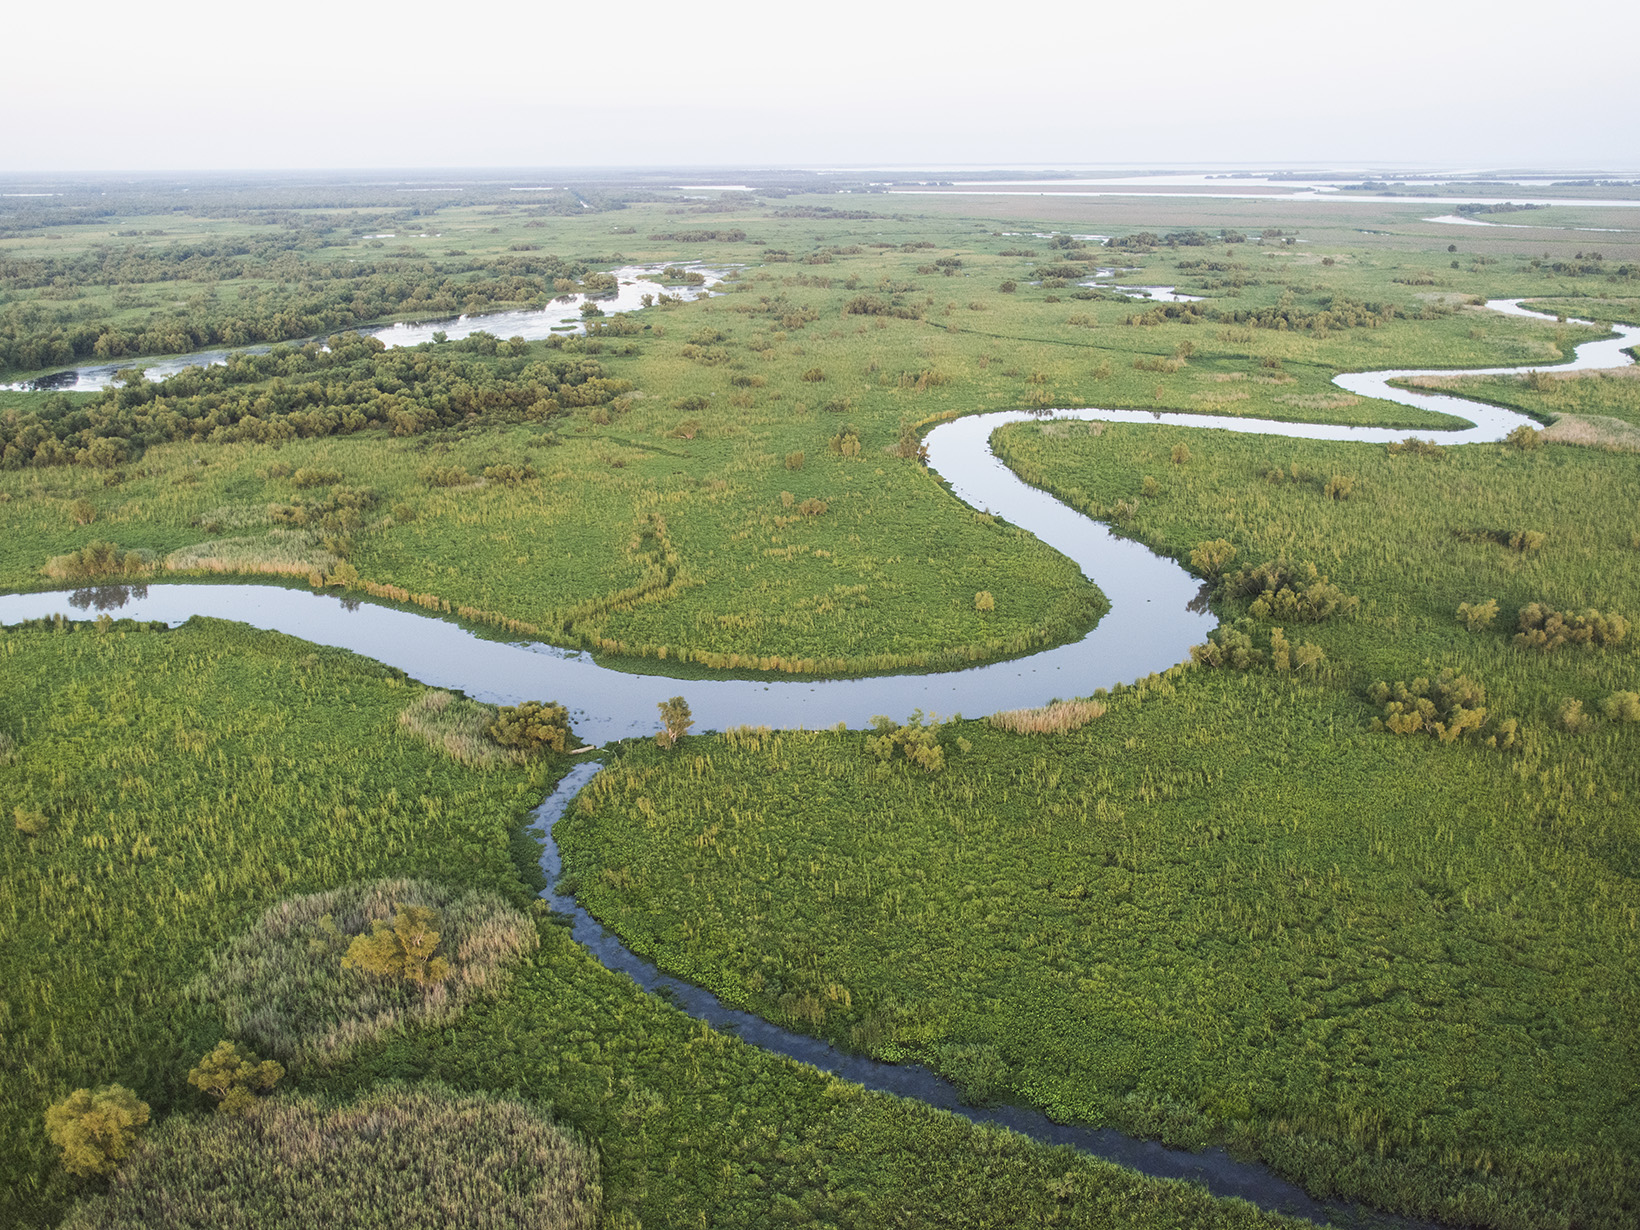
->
[44,1085,150,1177]
[342,905,451,988]
[188,1041,284,1117]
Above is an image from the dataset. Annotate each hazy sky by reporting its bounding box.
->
[5,0,1630,173]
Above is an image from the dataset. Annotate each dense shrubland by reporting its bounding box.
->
[565,666,1640,1230]
[1,332,629,468]
[0,242,587,373]
[58,1084,602,1230]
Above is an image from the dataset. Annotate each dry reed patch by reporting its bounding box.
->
[398,690,527,768]
[988,698,1107,735]
[59,1083,599,1230]
[191,879,537,1066]
[1541,413,1640,452]
[164,529,337,577]
[1276,394,1362,411]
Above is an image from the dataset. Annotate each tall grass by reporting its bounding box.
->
[59,1083,600,1230]
[988,697,1107,734]
[192,878,538,1066]
[397,690,527,768]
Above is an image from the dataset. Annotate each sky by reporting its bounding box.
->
[3,0,1631,174]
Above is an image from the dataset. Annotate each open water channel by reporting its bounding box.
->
[3,302,1635,1226]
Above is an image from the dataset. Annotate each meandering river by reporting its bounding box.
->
[2,300,1633,1226]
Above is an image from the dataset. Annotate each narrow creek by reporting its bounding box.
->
[2,301,1633,1226]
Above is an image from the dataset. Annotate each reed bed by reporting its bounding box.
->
[988,698,1107,734]
[59,1083,600,1230]
[192,878,538,1066]
[397,691,528,768]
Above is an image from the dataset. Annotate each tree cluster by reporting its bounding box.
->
[1,334,631,468]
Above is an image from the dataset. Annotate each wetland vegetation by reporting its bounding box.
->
[4,171,1637,1230]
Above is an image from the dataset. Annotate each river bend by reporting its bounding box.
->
[2,300,1633,1227]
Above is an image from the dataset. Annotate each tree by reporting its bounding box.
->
[44,1085,150,1177]
[342,905,451,988]
[656,696,693,749]
[188,1041,284,1117]
[489,700,574,754]
[1189,539,1236,578]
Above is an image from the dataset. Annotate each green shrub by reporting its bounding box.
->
[482,463,537,486]
[187,1041,284,1117]
[1457,599,1499,631]
[419,465,474,488]
[655,697,693,750]
[865,712,969,775]
[1323,473,1355,501]
[1514,603,1629,651]
[936,1043,1010,1106]
[1557,697,1594,733]
[1368,670,1512,745]
[57,1084,599,1230]
[488,700,575,755]
[1191,622,1323,672]
[1506,424,1544,450]
[1188,539,1236,578]
[342,904,451,988]
[1225,559,1358,623]
[42,541,152,582]
[1601,691,1640,722]
[44,1086,149,1178]
[292,467,343,488]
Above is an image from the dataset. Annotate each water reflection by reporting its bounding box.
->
[68,584,148,611]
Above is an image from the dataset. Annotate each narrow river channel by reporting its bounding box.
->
[2,301,1633,1227]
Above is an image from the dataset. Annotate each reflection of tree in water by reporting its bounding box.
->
[69,584,148,611]
[341,597,362,612]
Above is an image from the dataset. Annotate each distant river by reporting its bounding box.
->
[2,263,730,394]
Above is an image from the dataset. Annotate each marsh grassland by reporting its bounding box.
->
[3,177,1638,1229]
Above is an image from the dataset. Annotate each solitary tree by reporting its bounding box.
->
[188,1041,284,1117]
[656,696,693,749]
[342,905,451,988]
[44,1085,150,1177]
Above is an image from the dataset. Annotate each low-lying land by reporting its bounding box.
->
[5,177,1639,1230]
[1,617,1306,1230]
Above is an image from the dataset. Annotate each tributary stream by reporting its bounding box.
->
[2,301,1634,1226]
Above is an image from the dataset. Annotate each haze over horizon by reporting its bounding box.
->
[6,0,1629,174]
